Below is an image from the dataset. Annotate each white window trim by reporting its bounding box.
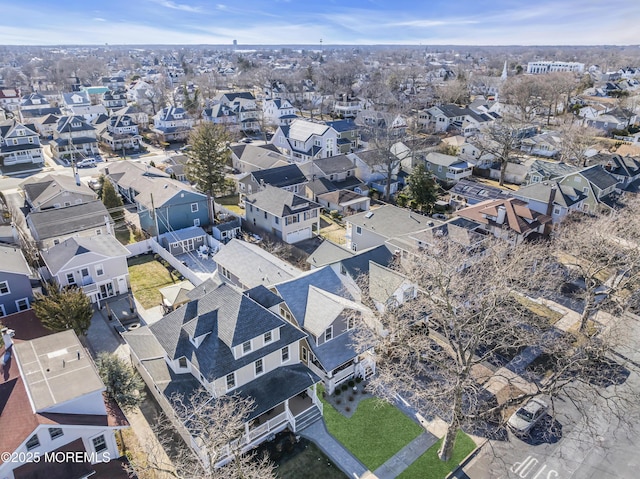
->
[226,372,236,391]
[15,298,30,311]
[254,358,264,377]
[324,326,333,342]
[0,280,10,296]
[91,434,107,453]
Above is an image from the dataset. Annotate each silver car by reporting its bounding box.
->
[508,398,548,435]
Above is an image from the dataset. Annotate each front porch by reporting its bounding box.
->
[216,364,323,465]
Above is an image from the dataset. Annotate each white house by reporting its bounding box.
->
[272,119,339,162]
[152,106,194,142]
[0,328,128,479]
[40,235,130,304]
[245,186,321,244]
[262,98,298,126]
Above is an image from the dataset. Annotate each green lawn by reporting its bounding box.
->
[216,194,244,215]
[320,394,422,471]
[127,255,176,309]
[398,430,476,479]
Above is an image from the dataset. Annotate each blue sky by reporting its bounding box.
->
[0,0,638,45]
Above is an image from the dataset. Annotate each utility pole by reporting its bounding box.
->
[150,193,160,242]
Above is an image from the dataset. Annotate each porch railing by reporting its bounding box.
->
[246,410,289,442]
[310,388,323,415]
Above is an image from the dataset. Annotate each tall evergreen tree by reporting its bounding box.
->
[185,123,232,224]
[407,163,438,212]
[32,282,93,337]
[101,178,125,223]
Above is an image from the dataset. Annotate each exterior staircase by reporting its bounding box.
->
[294,406,322,432]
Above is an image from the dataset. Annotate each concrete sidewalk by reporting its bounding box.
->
[373,431,438,479]
[300,420,369,478]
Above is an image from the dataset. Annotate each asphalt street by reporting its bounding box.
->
[462,312,640,479]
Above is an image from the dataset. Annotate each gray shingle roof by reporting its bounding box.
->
[273,267,353,328]
[307,240,354,267]
[27,200,111,240]
[312,330,359,372]
[244,285,284,309]
[369,262,406,304]
[578,165,619,190]
[245,185,320,217]
[347,205,442,240]
[312,155,356,175]
[41,234,129,274]
[21,173,97,208]
[214,239,301,288]
[236,364,321,420]
[146,283,306,381]
[251,164,307,188]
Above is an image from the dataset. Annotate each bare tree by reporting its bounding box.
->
[557,121,601,167]
[130,390,275,479]
[353,235,639,462]
[364,123,408,202]
[551,205,640,333]
[474,117,525,186]
[500,75,544,122]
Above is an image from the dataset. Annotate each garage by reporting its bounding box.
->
[286,227,312,244]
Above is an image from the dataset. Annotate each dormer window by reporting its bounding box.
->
[324,326,333,342]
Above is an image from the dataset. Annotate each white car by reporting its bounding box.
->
[76,158,96,168]
[508,398,548,435]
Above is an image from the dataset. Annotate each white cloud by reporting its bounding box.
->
[155,0,202,13]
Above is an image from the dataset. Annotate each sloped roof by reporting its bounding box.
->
[273,266,353,326]
[347,205,442,240]
[312,154,356,176]
[245,185,320,217]
[456,198,552,235]
[303,286,367,337]
[214,239,302,288]
[27,200,111,240]
[139,284,305,381]
[368,262,407,304]
[307,240,355,267]
[578,165,619,190]
[41,234,129,273]
[251,163,307,188]
[21,174,96,208]
[514,181,586,208]
[288,118,329,141]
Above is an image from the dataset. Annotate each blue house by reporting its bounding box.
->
[106,161,209,236]
[0,245,34,317]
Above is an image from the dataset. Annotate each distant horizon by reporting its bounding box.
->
[2,43,639,49]
[1,1,638,46]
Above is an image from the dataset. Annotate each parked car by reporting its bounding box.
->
[76,158,96,168]
[508,397,548,435]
